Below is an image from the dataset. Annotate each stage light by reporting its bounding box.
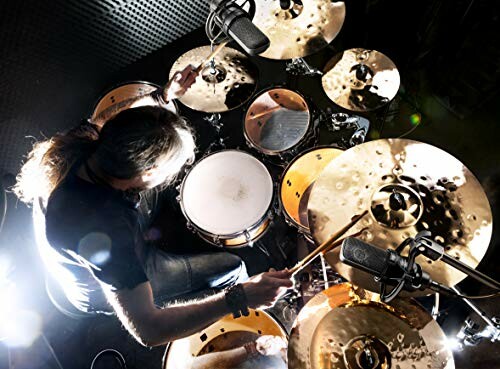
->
[444,336,463,352]
[1,310,42,348]
[0,254,43,348]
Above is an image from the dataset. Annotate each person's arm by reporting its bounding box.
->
[104,270,293,347]
[91,64,198,128]
[191,346,252,369]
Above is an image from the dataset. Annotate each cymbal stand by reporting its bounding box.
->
[451,286,499,350]
[326,112,371,148]
[286,58,323,76]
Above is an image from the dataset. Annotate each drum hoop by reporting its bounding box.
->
[278,145,344,233]
[89,80,179,119]
[179,149,274,241]
[243,86,312,156]
[162,309,289,369]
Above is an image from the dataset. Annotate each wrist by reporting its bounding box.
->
[244,341,259,358]
[224,284,249,318]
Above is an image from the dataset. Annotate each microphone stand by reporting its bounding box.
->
[402,231,500,291]
[397,231,500,349]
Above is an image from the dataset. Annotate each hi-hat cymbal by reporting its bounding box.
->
[253,0,346,60]
[322,48,400,111]
[169,45,258,113]
[307,139,492,294]
[288,283,455,369]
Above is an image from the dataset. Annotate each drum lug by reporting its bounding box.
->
[213,235,223,247]
[186,221,193,231]
[244,230,252,244]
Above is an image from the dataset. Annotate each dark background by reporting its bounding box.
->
[0,1,499,368]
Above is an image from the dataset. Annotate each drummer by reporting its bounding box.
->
[13,64,293,346]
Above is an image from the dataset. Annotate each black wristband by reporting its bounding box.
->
[224,284,249,318]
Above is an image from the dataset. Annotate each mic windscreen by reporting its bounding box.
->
[227,17,270,55]
[340,238,388,277]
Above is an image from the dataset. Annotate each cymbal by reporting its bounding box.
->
[253,0,346,60]
[307,139,492,294]
[288,283,455,369]
[322,48,400,111]
[169,45,258,113]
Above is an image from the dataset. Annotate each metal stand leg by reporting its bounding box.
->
[319,254,329,290]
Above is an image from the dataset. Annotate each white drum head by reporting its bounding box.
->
[181,151,273,236]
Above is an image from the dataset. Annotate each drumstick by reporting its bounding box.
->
[248,105,282,120]
[195,40,230,73]
[290,210,368,275]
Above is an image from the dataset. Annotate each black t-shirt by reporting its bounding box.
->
[44,169,149,311]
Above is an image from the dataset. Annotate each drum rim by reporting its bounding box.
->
[179,149,274,242]
[243,86,312,156]
[89,80,179,119]
[162,308,289,369]
[278,145,344,234]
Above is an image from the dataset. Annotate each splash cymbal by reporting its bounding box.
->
[322,48,400,111]
[253,0,346,60]
[307,139,492,294]
[169,45,258,113]
[288,283,455,369]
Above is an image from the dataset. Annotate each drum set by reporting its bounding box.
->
[90,1,499,368]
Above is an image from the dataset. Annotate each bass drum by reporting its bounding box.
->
[90,81,178,123]
[243,87,317,160]
[180,150,274,247]
[163,309,288,369]
[280,147,344,238]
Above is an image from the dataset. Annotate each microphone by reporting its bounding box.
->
[209,0,270,55]
[340,237,456,301]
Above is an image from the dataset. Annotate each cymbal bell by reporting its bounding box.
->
[169,45,258,113]
[307,139,492,294]
[253,0,346,60]
[322,48,400,111]
[288,283,455,369]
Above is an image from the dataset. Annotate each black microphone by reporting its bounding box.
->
[340,237,456,299]
[209,0,270,55]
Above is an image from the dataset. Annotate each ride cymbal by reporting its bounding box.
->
[288,283,455,369]
[307,139,492,294]
[322,48,400,111]
[253,0,346,60]
[169,45,258,113]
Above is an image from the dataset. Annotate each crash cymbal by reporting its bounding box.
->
[253,0,346,60]
[322,48,400,111]
[169,45,258,113]
[307,139,492,294]
[288,283,455,369]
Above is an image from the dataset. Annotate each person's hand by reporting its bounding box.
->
[255,335,287,357]
[242,269,293,310]
[164,64,198,101]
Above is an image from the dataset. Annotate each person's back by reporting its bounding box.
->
[13,73,293,347]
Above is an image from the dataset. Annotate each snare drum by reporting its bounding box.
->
[243,88,315,158]
[90,81,178,123]
[180,150,274,247]
[280,147,343,236]
[163,309,287,369]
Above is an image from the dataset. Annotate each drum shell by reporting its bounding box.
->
[243,87,318,161]
[179,150,274,248]
[90,81,179,121]
[162,309,288,369]
[279,146,344,239]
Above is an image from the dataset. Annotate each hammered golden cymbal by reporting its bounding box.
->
[169,45,258,113]
[288,283,455,369]
[322,48,400,111]
[253,0,346,60]
[307,139,492,294]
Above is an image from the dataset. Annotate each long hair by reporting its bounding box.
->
[13,106,196,206]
